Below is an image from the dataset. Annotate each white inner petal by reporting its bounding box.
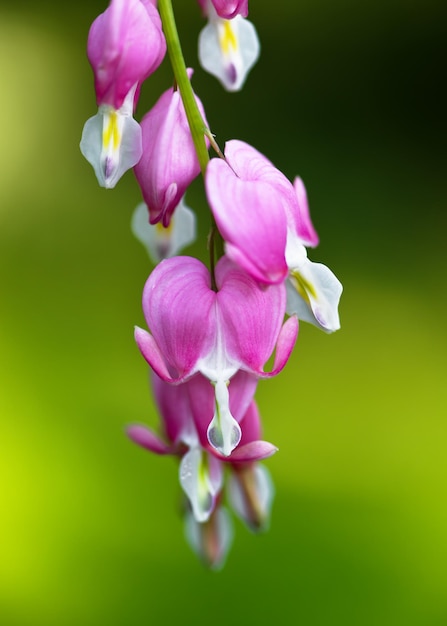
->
[179,448,217,523]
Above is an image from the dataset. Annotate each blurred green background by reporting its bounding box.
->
[1,0,446,624]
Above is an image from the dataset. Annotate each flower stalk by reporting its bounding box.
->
[81,0,342,570]
[158,0,210,175]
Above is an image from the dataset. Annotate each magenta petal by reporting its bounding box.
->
[134,326,179,382]
[134,82,208,226]
[224,140,298,217]
[229,441,278,462]
[87,0,166,109]
[126,424,173,455]
[224,140,309,243]
[185,375,216,449]
[238,400,262,444]
[197,0,248,18]
[226,371,258,425]
[291,177,319,247]
[224,141,288,190]
[258,315,299,378]
[141,257,216,378]
[206,157,288,285]
[151,373,195,445]
[215,257,288,373]
[212,0,249,18]
[187,371,258,449]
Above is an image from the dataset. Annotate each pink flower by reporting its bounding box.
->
[80,0,166,188]
[127,374,223,523]
[127,372,277,522]
[206,140,343,331]
[87,0,165,110]
[134,255,298,456]
[134,72,209,226]
[198,1,259,91]
[184,396,276,569]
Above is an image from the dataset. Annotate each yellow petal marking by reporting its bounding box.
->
[220,20,238,55]
[102,110,120,151]
[155,220,174,235]
[290,270,317,306]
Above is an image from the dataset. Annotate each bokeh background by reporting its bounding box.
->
[1,0,446,624]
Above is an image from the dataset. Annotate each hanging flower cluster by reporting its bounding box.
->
[81,0,342,569]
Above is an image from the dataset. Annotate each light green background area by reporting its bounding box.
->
[1,1,446,624]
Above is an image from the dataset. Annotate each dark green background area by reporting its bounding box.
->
[1,1,446,624]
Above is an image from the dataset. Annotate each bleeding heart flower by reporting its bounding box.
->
[134,255,298,456]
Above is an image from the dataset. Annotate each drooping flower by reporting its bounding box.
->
[131,196,196,264]
[80,0,166,188]
[127,372,277,522]
[227,401,275,532]
[133,71,209,226]
[205,140,342,331]
[184,397,277,570]
[285,239,343,332]
[198,1,259,92]
[284,177,343,332]
[184,502,233,570]
[134,255,298,456]
[127,373,223,523]
[127,371,277,567]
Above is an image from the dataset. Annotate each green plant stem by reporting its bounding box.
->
[158,0,209,175]
[158,0,223,289]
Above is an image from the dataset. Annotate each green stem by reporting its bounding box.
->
[158,0,225,285]
[158,0,210,175]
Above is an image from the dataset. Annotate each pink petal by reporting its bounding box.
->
[211,0,249,18]
[257,315,299,378]
[88,0,166,109]
[225,140,311,244]
[229,440,278,463]
[126,424,173,455]
[141,257,216,379]
[134,80,208,226]
[151,373,195,445]
[206,156,288,285]
[134,326,179,382]
[186,371,258,448]
[291,177,319,247]
[215,257,289,373]
[224,140,288,189]
[238,400,262,444]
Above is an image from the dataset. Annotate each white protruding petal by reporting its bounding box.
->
[179,448,222,523]
[285,231,308,269]
[286,253,343,333]
[131,197,196,264]
[229,464,275,531]
[184,506,234,571]
[198,14,260,92]
[80,85,142,189]
[207,379,242,457]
